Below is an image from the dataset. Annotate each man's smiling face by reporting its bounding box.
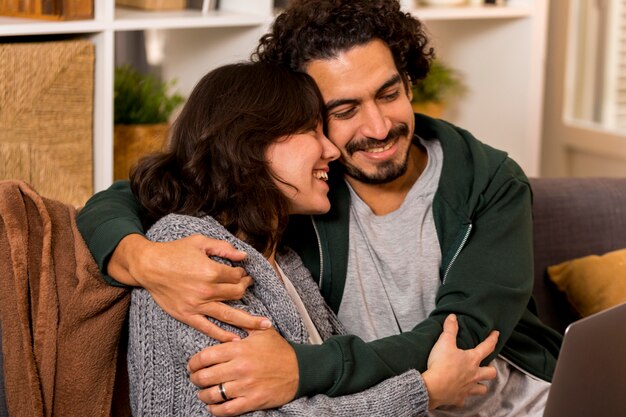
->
[305,39,416,185]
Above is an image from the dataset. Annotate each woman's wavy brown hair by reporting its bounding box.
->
[253,0,435,86]
[130,62,324,255]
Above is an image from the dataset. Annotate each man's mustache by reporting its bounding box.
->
[345,124,410,156]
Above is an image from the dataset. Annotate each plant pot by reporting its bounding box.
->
[114,123,169,181]
[412,101,445,119]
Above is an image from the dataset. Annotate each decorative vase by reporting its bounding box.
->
[412,101,445,119]
[114,123,169,181]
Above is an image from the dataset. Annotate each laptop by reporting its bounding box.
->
[543,301,626,417]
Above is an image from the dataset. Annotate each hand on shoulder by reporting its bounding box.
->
[109,233,271,341]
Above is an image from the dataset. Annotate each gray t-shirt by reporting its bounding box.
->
[337,137,551,416]
[338,137,443,341]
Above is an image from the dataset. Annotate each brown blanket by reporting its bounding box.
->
[0,180,131,417]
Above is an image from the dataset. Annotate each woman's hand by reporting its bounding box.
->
[189,328,299,417]
[108,233,272,341]
[422,314,499,410]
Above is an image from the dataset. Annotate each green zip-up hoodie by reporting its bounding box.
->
[282,114,562,397]
[76,114,562,400]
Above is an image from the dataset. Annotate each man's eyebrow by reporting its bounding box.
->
[324,73,403,111]
[377,74,403,95]
[325,97,359,112]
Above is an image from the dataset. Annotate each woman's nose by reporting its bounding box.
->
[321,135,340,161]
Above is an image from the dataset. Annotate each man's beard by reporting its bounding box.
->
[342,124,411,185]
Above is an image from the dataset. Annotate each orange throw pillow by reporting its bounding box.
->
[548,248,626,317]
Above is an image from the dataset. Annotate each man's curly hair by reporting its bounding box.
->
[253,0,435,85]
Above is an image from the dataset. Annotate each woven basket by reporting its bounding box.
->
[0,0,94,20]
[114,124,169,180]
[0,39,94,207]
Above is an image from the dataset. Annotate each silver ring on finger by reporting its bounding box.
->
[218,382,229,402]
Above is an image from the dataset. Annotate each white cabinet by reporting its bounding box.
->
[0,0,547,192]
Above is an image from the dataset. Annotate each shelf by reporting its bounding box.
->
[0,8,268,36]
[0,16,105,36]
[1,4,525,36]
[113,8,268,31]
[411,4,532,21]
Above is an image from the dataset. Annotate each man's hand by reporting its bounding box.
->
[422,314,499,410]
[188,328,299,417]
[108,233,272,341]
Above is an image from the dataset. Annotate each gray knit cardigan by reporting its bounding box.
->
[128,213,429,416]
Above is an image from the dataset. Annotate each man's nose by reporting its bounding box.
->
[359,103,391,140]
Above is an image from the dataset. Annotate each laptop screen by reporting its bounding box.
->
[542,302,626,417]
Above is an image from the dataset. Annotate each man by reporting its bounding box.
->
[77,1,562,416]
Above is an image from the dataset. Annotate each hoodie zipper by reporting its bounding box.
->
[310,216,324,289]
[443,223,472,284]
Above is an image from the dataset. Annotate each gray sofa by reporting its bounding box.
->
[1,177,625,416]
[529,177,626,333]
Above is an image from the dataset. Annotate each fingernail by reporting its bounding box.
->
[449,314,457,322]
[186,363,191,373]
[260,319,272,329]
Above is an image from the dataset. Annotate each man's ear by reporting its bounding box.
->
[402,74,413,101]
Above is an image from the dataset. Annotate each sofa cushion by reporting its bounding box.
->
[548,248,626,318]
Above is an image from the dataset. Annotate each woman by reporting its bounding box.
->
[127,61,497,416]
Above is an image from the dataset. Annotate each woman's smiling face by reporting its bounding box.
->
[266,122,340,215]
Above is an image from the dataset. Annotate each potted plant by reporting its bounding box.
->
[411,59,467,118]
[113,65,185,180]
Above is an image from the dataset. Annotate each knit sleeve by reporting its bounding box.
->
[127,213,430,417]
[246,371,428,417]
[129,285,428,417]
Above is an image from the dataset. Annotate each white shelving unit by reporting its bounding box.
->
[0,0,547,192]
[409,3,533,20]
[113,7,269,30]
[408,0,549,177]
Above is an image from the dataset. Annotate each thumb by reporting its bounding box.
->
[441,314,459,340]
[473,330,500,359]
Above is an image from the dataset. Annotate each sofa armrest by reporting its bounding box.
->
[0,324,8,417]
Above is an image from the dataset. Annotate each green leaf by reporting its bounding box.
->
[114,65,185,125]
[411,60,467,104]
